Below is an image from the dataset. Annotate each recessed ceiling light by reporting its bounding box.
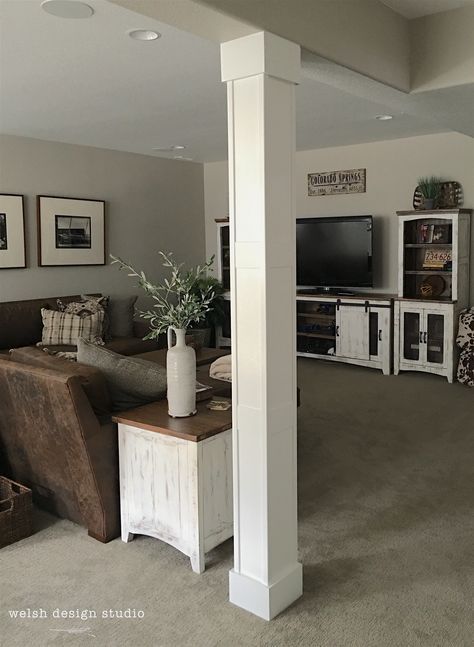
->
[129,29,161,41]
[375,114,393,121]
[41,0,94,19]
[152,145,186,152]
[174,156,194,162]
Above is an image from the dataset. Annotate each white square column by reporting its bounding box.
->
[221,32,302,621]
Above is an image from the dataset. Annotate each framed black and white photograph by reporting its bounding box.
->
[55,215,92,249]
[37,196,105,266]
[0,194,26,269]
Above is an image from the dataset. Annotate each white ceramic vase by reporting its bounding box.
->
[167,327,197,418]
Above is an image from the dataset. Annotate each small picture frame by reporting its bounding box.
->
[37,195,105,266]
[418,223,433,244]
[432,224,451,244]
[0,194,26,269]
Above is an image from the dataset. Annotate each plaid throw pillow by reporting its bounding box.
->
[41,309,105,346]
[57,296,109,338]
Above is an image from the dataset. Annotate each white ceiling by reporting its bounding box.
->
[0,0,461,163]
[381,0,474,19]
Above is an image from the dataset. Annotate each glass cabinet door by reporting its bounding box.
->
[219,225,230,291]
[402,311,422,362]
[426,313,445,365]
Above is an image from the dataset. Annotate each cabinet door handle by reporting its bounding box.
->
[336,326,339,337]
[419,331,424,344]
[423,331,428,344]
[378,330,382,341]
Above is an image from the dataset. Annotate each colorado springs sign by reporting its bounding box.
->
[308,168,366,196]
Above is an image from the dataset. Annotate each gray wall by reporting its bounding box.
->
[205,132,474,303]
[0,135,206,304]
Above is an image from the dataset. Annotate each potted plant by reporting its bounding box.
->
[111,251,216,418]
[417,176,443,210]
[188,275,226,348]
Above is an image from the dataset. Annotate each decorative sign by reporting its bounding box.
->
[423,248,452,269]
[308,168,366,196]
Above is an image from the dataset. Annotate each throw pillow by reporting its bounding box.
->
[107,295,137,338]
[58,295,109,317]
[58,295,110,338]
[41,309,105,347]
[77,337,167,411]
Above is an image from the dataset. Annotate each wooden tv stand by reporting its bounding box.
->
[296,292,394,375]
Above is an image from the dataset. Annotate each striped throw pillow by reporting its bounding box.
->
[41,309,105,346]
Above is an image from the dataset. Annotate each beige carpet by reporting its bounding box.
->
[1,360,473,647]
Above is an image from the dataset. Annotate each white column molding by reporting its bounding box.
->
[221,31,302,621]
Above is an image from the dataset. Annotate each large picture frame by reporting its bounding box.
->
[0,193,26,269]
[37,195,105,266]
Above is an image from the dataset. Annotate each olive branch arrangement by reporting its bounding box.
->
[110,251,216,339]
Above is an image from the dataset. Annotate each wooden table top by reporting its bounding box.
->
[296,291,396,301]
[135,347,229,367]
[113,398,232,443]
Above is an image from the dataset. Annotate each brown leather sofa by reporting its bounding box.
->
[0,351,120,542]
[0,293,159,356]
[0,293,164,541]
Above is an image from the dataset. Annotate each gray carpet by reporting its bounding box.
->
[1,359,473,647]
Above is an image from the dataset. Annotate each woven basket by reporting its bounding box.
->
[0,476,32,549]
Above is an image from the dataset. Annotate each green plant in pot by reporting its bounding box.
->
[110,251,216,418]
[417,176,443,210]
[188,275,226,349]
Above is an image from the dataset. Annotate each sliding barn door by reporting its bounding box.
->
[336,306,370,360]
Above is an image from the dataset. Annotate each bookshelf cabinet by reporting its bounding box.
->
[394,209,471,382]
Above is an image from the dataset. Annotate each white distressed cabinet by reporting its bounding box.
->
[114,401,233,573]
[297,294,392,375]
[394,301,457,381]
[394,209,471,382]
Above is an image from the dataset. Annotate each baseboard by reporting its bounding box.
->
[229,563,302,620]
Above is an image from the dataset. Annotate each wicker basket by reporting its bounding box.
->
[0,476,32,549]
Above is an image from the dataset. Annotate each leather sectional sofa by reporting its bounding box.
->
[0,294,162,542]
[0,293,158,356]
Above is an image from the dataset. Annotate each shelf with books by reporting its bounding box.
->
[404,243,452,248]
[404,270,452,275]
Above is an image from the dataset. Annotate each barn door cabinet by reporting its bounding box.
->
[395,209,471,382]
[296,294,392,375]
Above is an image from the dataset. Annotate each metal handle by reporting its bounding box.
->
[419,331,424,344]
[423,331,428,344]
[336,325,339,337]
[378,330,382,341]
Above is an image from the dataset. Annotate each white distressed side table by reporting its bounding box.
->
[113,399,233,573]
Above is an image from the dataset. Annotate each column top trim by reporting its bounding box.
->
[221,31,300,84]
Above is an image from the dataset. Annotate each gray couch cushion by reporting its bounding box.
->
[77,338,166,411]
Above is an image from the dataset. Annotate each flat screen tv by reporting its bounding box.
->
[296,216,373,290]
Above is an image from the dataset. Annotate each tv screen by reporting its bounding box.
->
[296,216,373,289]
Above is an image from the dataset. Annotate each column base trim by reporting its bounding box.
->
[229,563,303,620]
